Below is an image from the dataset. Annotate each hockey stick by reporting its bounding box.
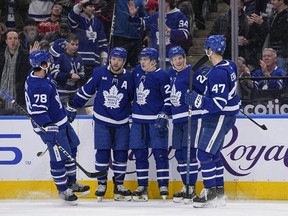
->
[239,109,268,130]
[1,90,107,178]
[37,148,48,157]
[186,55,209,197]
[108,0,118,51]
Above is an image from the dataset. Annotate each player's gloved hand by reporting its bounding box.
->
[185,91,204,109]
[154,113,168,132]
[43,124,59,144]
[66,101,77,123]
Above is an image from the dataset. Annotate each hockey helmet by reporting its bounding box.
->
[140,48,159,60]
[29,50,52,68]
[168,46,186,58]
[205,35,226,53]
[110,47,127,59]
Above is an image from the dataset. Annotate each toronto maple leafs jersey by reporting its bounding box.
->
[252,66,285,89]
[202,60,240,118]
[50,52,85,94]
[131,65,171,123]
[68,6,108,66]
[25,72,68,131]
[72,66,134,126]
[129,8,189,59]
[169,65,210,123]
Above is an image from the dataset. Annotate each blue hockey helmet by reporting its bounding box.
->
[168,46,186,58]
[110,47,127,59]
[140,48,159,60]
[29,50,52,68]
[205,35,226,53]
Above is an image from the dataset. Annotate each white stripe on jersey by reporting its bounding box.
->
[93,111,129,125]
[205,115,224,152]
[132,113,158,120]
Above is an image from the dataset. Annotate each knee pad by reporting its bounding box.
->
[96,149,111,164]
[197,149,214,165]
[113,150,128,163]
[133,148,149,161]
[152,149,168,161]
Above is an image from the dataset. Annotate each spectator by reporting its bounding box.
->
[37,4,64,36]
[209,0,249,60]
[267,0,288,71]
[0,0,30,31]
[251,48,286,90]
[142,0,159,48]
[145,0,159,16]
[0,29,31,114]
[94,0,115,40]
[19,18,43,50]
[43,21,70,43]
[68,0,108,80]
[50,33,85,106]
[111,0,146,69]
[0,22,8,48]
[55,0,77,17]
[28,0,55,22]
[237,56,254,100]
[128,0,190,66]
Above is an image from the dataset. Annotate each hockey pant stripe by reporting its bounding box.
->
[152,149,169,187]
[133,149,149,187]
[175,148,198,185]
[198,149,217,188]
[50,160,68,191]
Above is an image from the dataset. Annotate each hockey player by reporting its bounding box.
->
[50,33,86,106]
[68,0,108,80]
[25,50,90,205]
[185,35,240,208]
[130,47,171,201]
[168,46,211,203]
[66,47,134,202]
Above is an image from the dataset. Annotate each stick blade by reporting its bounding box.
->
[261,125,268,130]
[85,169,108,178]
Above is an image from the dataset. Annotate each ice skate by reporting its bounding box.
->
[132,186,148,202]
[183,186,196,204]
[216,186,226,207]
[114,184,132,201]
[95,183,107,202]
[193,187,217,208]
[59,188,78,206]
[159,186,169,200]
[68,181,90,198]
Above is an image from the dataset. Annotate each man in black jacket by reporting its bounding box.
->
[0,29,31,115]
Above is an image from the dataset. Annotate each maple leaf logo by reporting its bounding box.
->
[136,82,150,105]
[170,84,182,107]
[103,85,123,109]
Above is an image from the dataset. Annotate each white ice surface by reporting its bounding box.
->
[0,199,288,216]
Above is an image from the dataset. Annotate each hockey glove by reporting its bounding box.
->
[185,91,204,109]
[154,113,168,132]
[43,124,59,144]
[66,101,77,123]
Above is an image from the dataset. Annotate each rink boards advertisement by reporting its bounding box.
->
[1,115,288,199]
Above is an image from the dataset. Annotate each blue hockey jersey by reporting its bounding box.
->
[68,7,108,66]
[72,66,134,126]
[50,52,85,94]
[169,65,210,123]
[252,66,285,90]
[202,60,240,117]
[132,65,171,123]
[25,72,68,131]
[130,8,189,59]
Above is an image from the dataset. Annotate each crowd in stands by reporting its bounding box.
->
[1,0,288,115]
